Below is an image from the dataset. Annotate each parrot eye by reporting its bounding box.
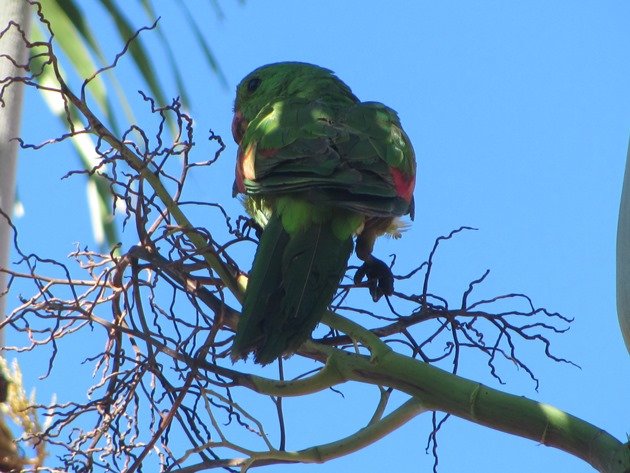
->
[247,77,261,92]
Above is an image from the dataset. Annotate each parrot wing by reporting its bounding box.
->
[237,98,416,218]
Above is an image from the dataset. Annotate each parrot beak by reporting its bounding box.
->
[231,111,247,144]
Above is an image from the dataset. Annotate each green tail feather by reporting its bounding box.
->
[231,212,353,364]
[231,213,289,361]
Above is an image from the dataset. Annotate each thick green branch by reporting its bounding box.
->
[243,312,628,473]
[241,354,346,397]
[308,320,629,473]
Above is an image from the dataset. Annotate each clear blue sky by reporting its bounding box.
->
[12,1,630,472]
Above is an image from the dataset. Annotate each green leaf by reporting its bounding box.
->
[39,0,109,116]
[99,0,170,109]
[178,0,228,89]
[33,0,230,249]
[617,136,630,355]
[139,0,192,108]
[31,26,120,250]
[54,0,101,53]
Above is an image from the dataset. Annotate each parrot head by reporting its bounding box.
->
[231,62,357,145]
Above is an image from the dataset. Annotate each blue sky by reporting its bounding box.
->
[12,1,630,472]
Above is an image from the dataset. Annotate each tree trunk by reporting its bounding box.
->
[0,0,30,343]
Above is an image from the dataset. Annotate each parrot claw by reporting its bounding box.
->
[243,217,263,240]
[354,257,394,302]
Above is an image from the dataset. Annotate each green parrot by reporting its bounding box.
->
[230,62,416,364]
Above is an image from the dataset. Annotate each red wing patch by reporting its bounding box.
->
[259,148,279,158]
[390,167,415,203]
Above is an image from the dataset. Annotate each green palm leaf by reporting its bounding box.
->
[34,0,229,249]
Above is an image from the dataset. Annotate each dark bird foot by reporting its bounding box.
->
[354,256,394,302]
[243,217,263,240]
